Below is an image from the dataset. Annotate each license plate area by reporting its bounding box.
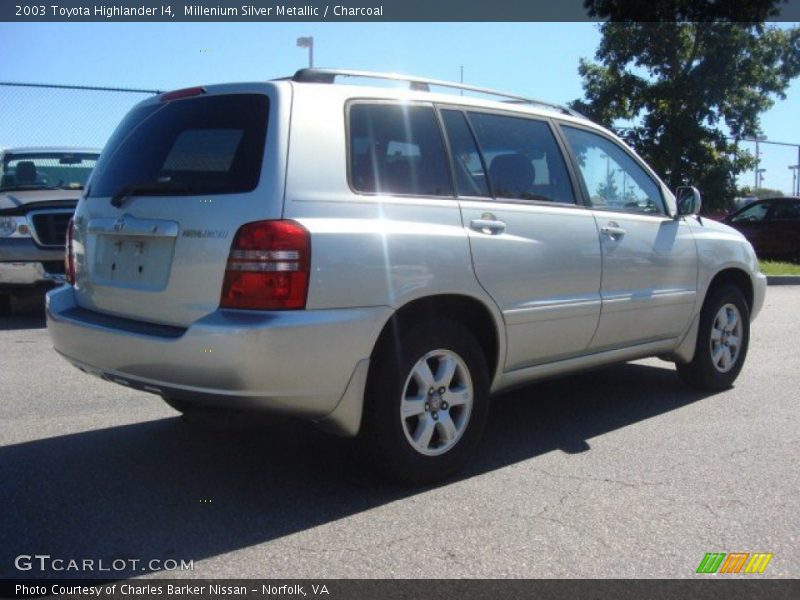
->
[93,234,175,290]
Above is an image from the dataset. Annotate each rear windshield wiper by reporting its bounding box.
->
[110,181,194,208]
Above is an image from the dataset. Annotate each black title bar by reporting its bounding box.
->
[3,0,800,22]
[3,579,800,600]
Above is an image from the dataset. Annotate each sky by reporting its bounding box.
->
[1,21,798,195]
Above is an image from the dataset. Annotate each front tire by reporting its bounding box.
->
[362,318,491,484]
[677,284,750,391]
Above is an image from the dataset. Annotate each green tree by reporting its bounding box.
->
[596,170,621,204]
[572,1,800,211]
[738,185,786,198]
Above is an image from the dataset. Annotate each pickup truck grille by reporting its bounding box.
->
[30,211,72,247]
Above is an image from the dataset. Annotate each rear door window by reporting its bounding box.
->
[440,110,490,197]
[349,103,452,197]
[769,201,800,220]
[466,112,576,204]
[89,94,269,198]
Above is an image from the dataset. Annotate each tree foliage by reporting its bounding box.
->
[738,186,786,199]
[572,1,800,209]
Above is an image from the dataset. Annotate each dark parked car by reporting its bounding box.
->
[724,197,800,261]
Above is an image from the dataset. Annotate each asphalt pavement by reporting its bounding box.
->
[1,288,798,579]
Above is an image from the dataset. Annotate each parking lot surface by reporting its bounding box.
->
[1,288,798,579]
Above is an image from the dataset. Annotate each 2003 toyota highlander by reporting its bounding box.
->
[46,69,766,482]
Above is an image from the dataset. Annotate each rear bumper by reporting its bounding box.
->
[0,238,66,290]
[46,285,391,431]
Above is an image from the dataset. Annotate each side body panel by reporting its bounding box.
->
[281,85,509,383]
[589,211,698,349]
[460,199,602,370]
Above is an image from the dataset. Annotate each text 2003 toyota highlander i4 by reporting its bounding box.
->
[1,147,99,313]
[47,70,766,483]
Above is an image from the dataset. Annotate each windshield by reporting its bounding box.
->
[0,152,99,191]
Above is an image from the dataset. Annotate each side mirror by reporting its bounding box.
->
[675,186,702,217]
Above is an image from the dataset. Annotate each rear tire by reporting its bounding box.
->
[362,318,490,485]
[676,284,750,391]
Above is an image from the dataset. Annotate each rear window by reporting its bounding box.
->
[349,103,452,197]
[89,94,269,198]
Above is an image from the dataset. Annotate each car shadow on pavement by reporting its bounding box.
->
[0,314,46,331]
[0,361,713,579]
[0,292,46,329]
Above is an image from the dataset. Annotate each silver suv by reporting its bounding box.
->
[47,70,766,483]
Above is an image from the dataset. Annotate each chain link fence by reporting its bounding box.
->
[1,82,162,150]
[2,80,798,196]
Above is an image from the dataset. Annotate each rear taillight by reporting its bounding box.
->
[220,220,311,310]
[65,218,75,285]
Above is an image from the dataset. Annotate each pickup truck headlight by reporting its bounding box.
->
[0,216,32,238]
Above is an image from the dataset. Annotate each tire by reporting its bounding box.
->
[676,284,750,391]
[0,294,10,316]
[362,318,491,485]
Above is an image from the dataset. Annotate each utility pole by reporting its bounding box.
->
[743,135,767,189]
[600,153,610,182]
[790,165,799,196]
[756,137,764,189]
[296,36,314,68]
[731,135,800,195]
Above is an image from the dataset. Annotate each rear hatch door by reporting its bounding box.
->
[72,83,290,327]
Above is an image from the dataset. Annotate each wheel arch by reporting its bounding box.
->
[673,266,753,390]
[670,265,755,364]
[705,267,754,314]
[371,294,503,381]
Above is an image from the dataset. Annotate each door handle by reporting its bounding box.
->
[470,217,506,235]
[600,222,626,240]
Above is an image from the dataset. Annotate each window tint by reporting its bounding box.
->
[441,110,490,197]
[466,112,575,204]
[163,129,243,172]
[731,202,770,223]
[89,94,269,198]
[562,126,664,215]
[349,104,452,197]
[770,201,800,220]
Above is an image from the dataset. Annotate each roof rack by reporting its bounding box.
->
[289,68,584,118]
